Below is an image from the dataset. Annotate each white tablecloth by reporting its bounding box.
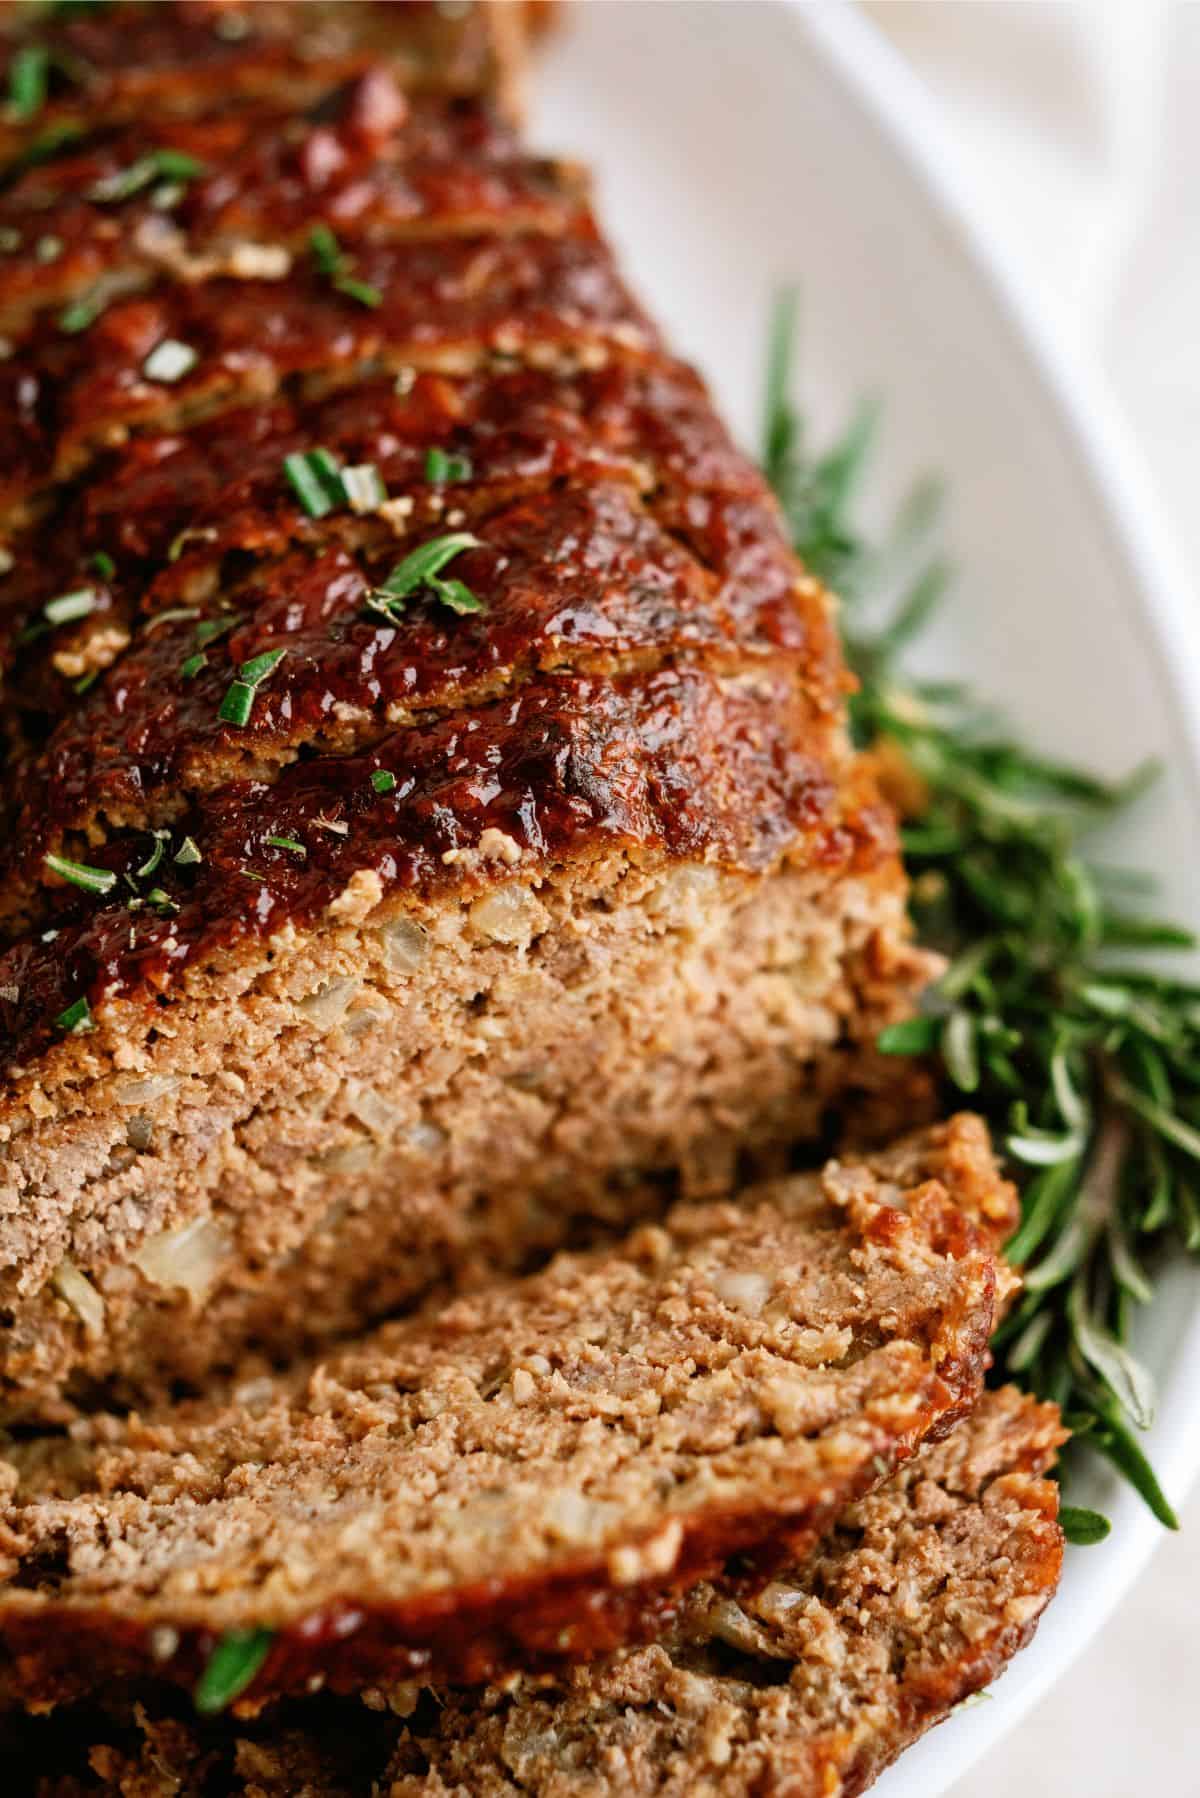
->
[865,3,1200,1788]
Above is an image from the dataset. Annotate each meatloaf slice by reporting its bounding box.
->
[0,220,654,531]
[0,668,927,1415]
[0,2,529,167]
[0,82,586,339]
[3,1388,1063,1797]
[0,1140,1008,1711]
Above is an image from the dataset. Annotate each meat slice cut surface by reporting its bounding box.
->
[1,1388,1063,1797]
[0,1140,1008,1710]
[0,0,932,1424]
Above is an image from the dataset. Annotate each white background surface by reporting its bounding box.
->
[539,2,1200,1791]
[869,4,1200,1790]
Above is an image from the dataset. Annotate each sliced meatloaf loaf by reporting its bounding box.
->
[0,1,931,1415]
[0,1135,1010,1710]
[6,1388,1064,1797]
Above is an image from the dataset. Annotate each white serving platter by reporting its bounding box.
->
[534,4,1200,1792]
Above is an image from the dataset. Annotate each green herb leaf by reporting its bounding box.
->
[194,614,239,649]
[8,45,49,121]
[308,221,342,276]
[762,295,1200,1528]
[89,147,205,203]
[174,836,203,866]
[193,1628,274,1717]
[218,649,286,727]
[368,532,482,620]
[264,834,305,856]
[308,224,381,306]
[424,447,473,485]
[370,769,396,795]
[54,994,93,1033]
[179,651,207,680]
[59,290,104,334]
[167,526,218,564]
[90,550,116,580]
[135,830,169,879]
[333,273,382,308]
[1059,1505,1112,1546]
[283,448,345,519]
[877,1016,937,1056]
[44,852,116,896]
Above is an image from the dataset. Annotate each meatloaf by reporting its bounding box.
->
[0,1128,1010,1711]
[5,1388,1064,1798]
[0,0,931,1418]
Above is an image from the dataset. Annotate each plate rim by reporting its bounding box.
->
[789,0,1200,1783]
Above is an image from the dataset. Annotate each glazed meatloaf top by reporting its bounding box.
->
[0,0,863,1100]
[0,2,528,167]
[0,80,587,338]
[5,1387,1065,1798]
[0,1141,1011,1710]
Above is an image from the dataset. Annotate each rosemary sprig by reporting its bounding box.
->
[763,294,1195,1528]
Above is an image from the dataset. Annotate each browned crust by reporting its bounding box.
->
[0,2,530,168]
[0,1388,1065,1796]
[0,664,870,1068]
[0,358,840,911]
[0,83,585,337]
[0,219,657,529]
[0,1171,1003,1710]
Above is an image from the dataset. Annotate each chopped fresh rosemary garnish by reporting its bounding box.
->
[174,836,203,866]
[142,338,197,384]
[265,834,305,856]
[763,293,1194,1529]
[1060,1505,1113,1546]
[333,273,382,309]
[424,447,473,485]
[167,526,217,564]
[44,852,116,896]
[88,146,204,203]
[195,615,239,649]
[135,830,168,879]
[307,221,342,277]
[54,994,93,1034]
[193,1627,274,1716]
[218,647,286,727]
[8,45,49,120]
[367,532,483,621]
[58,289,103,334]
[307,223,381,309]
[90,550,115,580]
[370,769,397,795]
[283,447,345,519]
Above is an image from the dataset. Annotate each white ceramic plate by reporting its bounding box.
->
[534,4,1200,1792]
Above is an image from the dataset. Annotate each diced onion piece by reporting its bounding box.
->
[380,917,428,973]
[52,1259,105,1339]
[297,976,359,1030]
[132,1217,229,1302]
[468,883,546,945]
